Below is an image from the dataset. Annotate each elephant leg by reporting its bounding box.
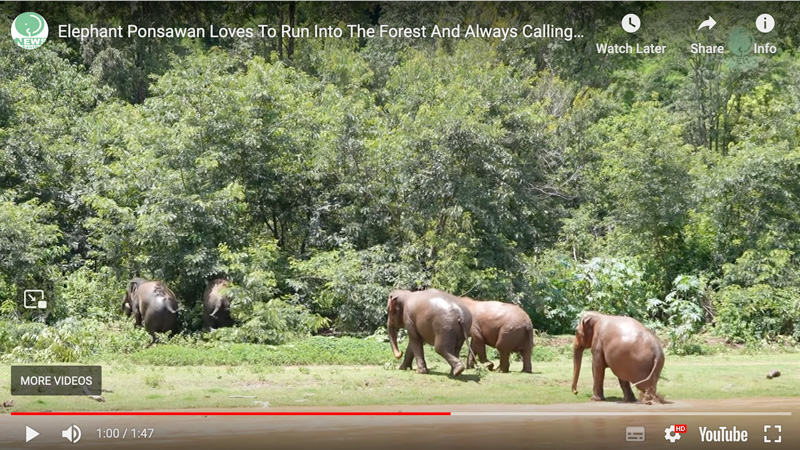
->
[469,336,492,370]
[435,337,465,377]
[410,338,428,374]
[146,331,157,348]
[590,351,607,401]
[400,339,414,370]
[619,378,636,403]
[521,346,533,373]
[498,351,511,373]
[398,341,414,370]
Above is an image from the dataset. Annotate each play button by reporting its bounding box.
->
[25,426,40,443]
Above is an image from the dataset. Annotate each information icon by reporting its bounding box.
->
[756,14,775,33]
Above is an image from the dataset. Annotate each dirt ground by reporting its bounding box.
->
[1,398,796,450]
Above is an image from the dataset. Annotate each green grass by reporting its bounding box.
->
[116,336,393,366]
[1,343,798,412]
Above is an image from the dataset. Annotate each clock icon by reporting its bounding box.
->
[622,14,641,33]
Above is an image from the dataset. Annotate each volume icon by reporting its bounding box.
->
[62,424,82,444]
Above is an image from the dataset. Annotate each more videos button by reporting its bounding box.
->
[10,365,102,396]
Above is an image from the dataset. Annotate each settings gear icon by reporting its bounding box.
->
[664,425,681,443]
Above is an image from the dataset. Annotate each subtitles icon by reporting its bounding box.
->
[23,290,46,309]
[626,426,646,442]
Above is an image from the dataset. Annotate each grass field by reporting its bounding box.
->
[1,336,797,412]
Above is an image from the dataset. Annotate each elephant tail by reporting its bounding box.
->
[631,343,662,389]
[525,323,534,348]
[460,318,475,365]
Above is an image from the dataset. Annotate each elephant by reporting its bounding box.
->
[571,311,665,404]
[203,278,234,330]
[387,289,473,376]
[122,278,179,346]
[459,297,534,373]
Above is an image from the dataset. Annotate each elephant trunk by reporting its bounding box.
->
[388,324,403,359]
[572,342,583,395]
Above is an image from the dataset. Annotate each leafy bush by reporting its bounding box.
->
[289,244,417,333]
[649,274,708,355]
[712,285,800,344]
[0,318,147,363]
[210,296,327,345]
[53,266,123,321]
[525,251,658,333]
[712,249,800,344]
[212,240,327,344]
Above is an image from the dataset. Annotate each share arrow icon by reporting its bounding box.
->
[698,16,717,31]
[26,426,40,443]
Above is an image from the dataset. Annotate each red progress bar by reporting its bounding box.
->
[12,412,451,416]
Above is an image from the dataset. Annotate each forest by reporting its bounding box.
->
[1,2,799,362]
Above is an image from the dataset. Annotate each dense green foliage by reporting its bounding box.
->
[2,2,799,359]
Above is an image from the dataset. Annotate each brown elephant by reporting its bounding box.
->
[387,289,473,376]
[459,297,534,373]
[122,278,179,346]
[571,311,665,404]
[203,278,234,330]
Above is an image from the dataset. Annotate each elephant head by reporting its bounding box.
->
[122,278,146,317]
[572,311,598,394]
[387,290,406,359]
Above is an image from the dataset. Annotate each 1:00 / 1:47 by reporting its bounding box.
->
[97,428,155,439]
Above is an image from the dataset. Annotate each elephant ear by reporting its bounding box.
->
[577,313,595,347]
[387,293,402,322]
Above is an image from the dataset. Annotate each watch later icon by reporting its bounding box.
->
[622,14,641,33]
[23,290,47,309]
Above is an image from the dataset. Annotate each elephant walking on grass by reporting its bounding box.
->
[387,289,473,376]
[122,278,179,346]
[572,311,665,404]
[203,278,234,330]
[459,297,534,373]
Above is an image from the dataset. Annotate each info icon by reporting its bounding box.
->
[756,14,775,33]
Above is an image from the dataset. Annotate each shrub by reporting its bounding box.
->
[53,266,123,321]
[648,274,708,354]
[289,244,416,333]
[213,239,327,344]
[712,284,800,344]
[0,317,147,363]
[524,250,658,333]
[210,295,327,345]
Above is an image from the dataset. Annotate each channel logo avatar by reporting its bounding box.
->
[11,12,49,50]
